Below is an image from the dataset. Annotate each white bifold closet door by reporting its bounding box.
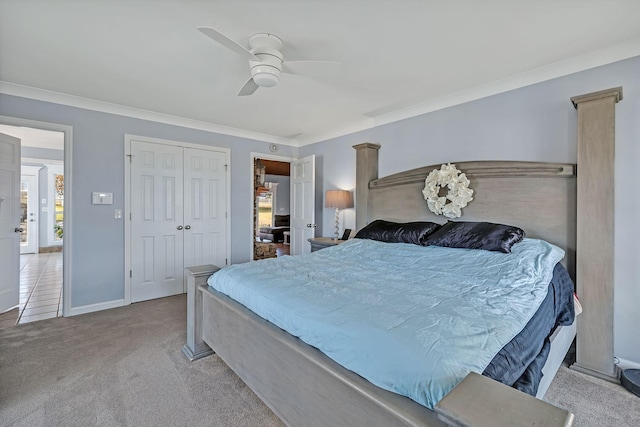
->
[130,140,227,303]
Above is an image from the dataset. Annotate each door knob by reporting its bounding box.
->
[177,225,184,230]
[306,224,317,228]
[185,225,191,230]
[14,227,23,233]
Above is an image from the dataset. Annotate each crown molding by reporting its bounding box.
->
[296,37,640,146]
[3,36,640,148]
[0,81,295,146]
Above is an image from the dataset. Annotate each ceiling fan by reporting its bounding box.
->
[197,26,341,96]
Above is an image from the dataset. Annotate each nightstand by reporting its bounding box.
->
[308,237,347,252]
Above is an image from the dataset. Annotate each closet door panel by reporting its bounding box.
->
[183,148,227,279]
[130,141,184,302]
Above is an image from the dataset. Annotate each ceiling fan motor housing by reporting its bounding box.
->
[249,34,284,87]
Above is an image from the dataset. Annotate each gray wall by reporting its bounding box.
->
[2,55,638,365]
[265,174,291,216]
[301,55,640,366]
[0,95,293,308]
[22,146,64,161]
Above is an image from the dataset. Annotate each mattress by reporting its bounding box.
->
[484,262,575,394]
[208,238,566,409]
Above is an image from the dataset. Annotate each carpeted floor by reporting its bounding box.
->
[0,295,282,427]
[544,365,640,426]
[0,295,638,426]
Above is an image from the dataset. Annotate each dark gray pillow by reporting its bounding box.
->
[424,221,525,253]
[354,220,441,245]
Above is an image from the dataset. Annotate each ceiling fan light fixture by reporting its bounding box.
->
[252,66,280,87]
[253,72,280,87]
[198,27,342,96]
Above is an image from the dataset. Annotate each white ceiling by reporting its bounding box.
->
[2,1,640,146]
[0,124,64,150]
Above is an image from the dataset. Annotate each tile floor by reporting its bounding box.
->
[0,252,63,328]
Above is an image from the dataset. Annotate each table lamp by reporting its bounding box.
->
[325,190,353,240]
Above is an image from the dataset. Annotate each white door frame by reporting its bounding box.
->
[0,116,72,317]
[124,134,231,305]
[249,152,294,260]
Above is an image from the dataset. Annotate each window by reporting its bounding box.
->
[20,182,28,243]
[54,173,64,241]
[46,164,64,246]
[257,191,273,228]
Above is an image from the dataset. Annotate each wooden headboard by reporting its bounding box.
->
[353,87,623,384]
[353,144,577,278]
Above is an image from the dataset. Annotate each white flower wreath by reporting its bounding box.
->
[422,163,474,219]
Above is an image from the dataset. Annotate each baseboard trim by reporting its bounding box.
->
[617,358,640,370]
[38,246,63,253]
[570,363,621,383]
[66,299,126,317]
[181,344,214,361]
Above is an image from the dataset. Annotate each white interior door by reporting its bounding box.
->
[129,139,229,302]
[20,172,39,254]
[290,155,315,255]
[0,132,20,313]
[130,140,185,302]
[183,147,228,276]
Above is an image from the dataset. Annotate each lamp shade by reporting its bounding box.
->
[325,190,353,209]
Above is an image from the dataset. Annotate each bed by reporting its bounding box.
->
[184,152,579,426]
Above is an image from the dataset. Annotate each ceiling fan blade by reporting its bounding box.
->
[282,60,342,76]
[197,26,260,62]
[237,77,260,96]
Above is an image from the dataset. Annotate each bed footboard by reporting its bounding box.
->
[200,285,445,427]
[185,266,575,426]
[182,264,220,361]
[198,286,574,427]
[435,372,574,427]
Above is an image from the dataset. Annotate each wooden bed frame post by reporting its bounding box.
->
[570,87,623,382]
[182,264,220,361]
[353,143,381,232]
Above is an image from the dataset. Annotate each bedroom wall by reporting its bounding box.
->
[300,55,640,367]
[0,95,292,310]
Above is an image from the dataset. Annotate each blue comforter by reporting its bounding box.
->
[208,238,565,409]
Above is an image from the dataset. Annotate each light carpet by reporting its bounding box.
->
[0,295,282,427]
[1,295,638,426]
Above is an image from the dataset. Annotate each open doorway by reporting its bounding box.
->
[0,124,65,327]
[254,158,291,259]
